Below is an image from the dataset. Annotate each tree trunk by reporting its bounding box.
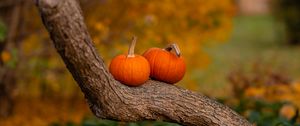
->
[36,0,252,125]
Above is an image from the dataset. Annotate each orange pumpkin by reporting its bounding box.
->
[143,44,186,84]
[109,37,150,86]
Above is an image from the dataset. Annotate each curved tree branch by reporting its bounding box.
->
[36,0,252,125]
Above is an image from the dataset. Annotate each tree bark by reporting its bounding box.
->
[36,0,252,125]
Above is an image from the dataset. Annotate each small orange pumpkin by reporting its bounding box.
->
[143,44,186,84]
[109,37,150,86]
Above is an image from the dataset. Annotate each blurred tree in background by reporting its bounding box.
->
[0,0,26,117]
[272,0,300,45]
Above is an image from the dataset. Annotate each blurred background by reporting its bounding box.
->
[0,0,300,126]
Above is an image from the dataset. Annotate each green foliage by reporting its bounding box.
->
[79,116,180,126]
[50,116,181,126]
[50,121,77,126]
[229,98,299,126]
[80,117,118,126]
[0,18,6,41]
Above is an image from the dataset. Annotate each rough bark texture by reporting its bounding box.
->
[36,0,252,125]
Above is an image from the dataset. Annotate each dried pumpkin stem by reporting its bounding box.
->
[127,36,137,57]
[164,43,181,57]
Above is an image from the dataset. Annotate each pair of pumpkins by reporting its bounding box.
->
[109,37,186,86]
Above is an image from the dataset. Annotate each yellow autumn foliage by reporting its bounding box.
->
[244,82,300,111]
[83,0,235,90]
[16,0,235,96]
[244,87,265,98]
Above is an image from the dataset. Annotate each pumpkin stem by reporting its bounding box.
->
[165,43,181,57]
[128,36,137,57]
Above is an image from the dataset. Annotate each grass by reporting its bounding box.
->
[198,15,300,97]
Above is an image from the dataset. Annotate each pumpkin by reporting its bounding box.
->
[109,36,150,86]
[143,44,186,84]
